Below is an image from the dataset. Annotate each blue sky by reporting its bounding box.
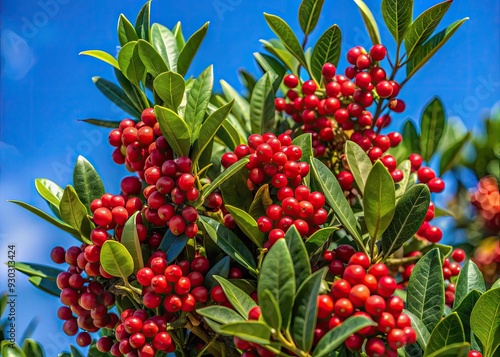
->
[1,0,499,353]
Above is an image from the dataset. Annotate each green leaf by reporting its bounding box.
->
[239,69,257,94]
[120,213,144,273]
[313,316,377,357]
[193,100,234,164]
[151,23,179,72]
[60,186,93,243]
[73,156,105,212]
[214,276,257,318]
[220,170,253,212]
[292,268,325,352]
[305,227,338,255]
[100,240,134,279]
[420,97,446,162]
[492,279,500,290]
[185,65,214,141]
[250,72,276,135]
[382,184,430,257]
[470,288,500,357]
[353,0,381,46]
[137,39,168,77]
[311,24,342,83]
[406,18,469,80]
[220,321,271,345]
[80,118,121,128]
[1,340,26,357]
[204,256,230,289]
[382,0,413,45]
[117,14,138,46]
[28,276,60,297]
[403,120,421,156]
[35,178,63,214]
[13,262,63,280]
[22,339,44,357]
[310,158,364,251]
[425,342,470,357]
[225,205,266,248]
[420,243,453,258]
[114,67,148,111]
[405,309,431,350]
[424,313,465,356]
[404,1,452,58]
[159,230,189,263]
[253,52,287,92]
[134,1,151,41]
[196,305,245,325]
[263,13,308,70]
[285,226,312,289]
[345,141,371,194]
[117,41,146,85]
[454,290,482,348]
[260,289,282,330]
[154,105,191,157]
[79,50,119,69]
[260,39,299,75]
[299,0,325,35]
[153,71,185,112]
[364,161,396,241]
[395,160,412,197]
[248,184,273,220]
[407,248,444,332]
[454,260,486,309]
[8,200,80,239]
[172,21,185,50]
[92,77,141,118]
[177,22,209,76]
[200,217,257,273]
[440,132,471,175]
[202,157,249,199]
[220,80,250,126]
[257,239,295,329]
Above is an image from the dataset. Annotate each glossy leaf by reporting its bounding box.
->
[154,105,191,157]
[13,262,63,280]
[403,120,421,156]
[260,289,282,330]
[73,156,105,212]
[258,239,295,329]
[151,23,179,72]
[406,18,469,80]
[80,118,121,128]
[220,80,250,126]
[404,1,452,58]
[345,141,372,194]
[424,313,465,356]
[264,13,308,69]
[22,339,44,357]
[202,157,249,199]
[292,268,325,352]
[225,205,266,248]
[117,41,145,85]
[313,316,377,356]
[220,170,253,212]
[100,240,134,279]
[470,288,500,357]
[453,260,486,309]
[172,21,185,50]
[134,1,151,41]
[185,65,213,141]
[311,158,364,250]
[260,39,299,75]
[420,243,453,258]
[425,342,470,357]
[405,310,430,350]
[192,100,234,164]
[137,39,168,77]
[204,256,230,289]
[79,50,119,69]
[153,71,185,111]
[353,0,381,46]
[311,24,342,83]
[60,185,93,243]
[1,340,26,357]
[214,276,257,318]
[220,321,271,345]
[305,227,338,255]
[364,161,396,241]
[114,67,147,110]
[253,52,286,92]
[120,213,144,273]
[159,230,189,263]
[382,184,430,257]
[454,290,482,348]
[382,0,413,44]
[200,216,257,273]
[117,14,138,46]
[248,184,273,220]
[92,77,141,118]
[250,72,276,135]
[196,305,244,325]
[395,160,412,197]
[285,226,312,289]
[440,132,471,175]
[35,178,63,214]
[299,0,325,35]
[407,248,444,332]
[177,22,209,76]
[420,97,446,162]
[28,276,60,297]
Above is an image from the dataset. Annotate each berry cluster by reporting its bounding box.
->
[471,176,500,233]
[322,245,416,356]
[52,245,119,346]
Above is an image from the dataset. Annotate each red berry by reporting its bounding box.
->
[345,333,365,351]
[375,80,393,98]
[387,328,407,350]
[329,259,345,276]
[425,226,443,243]
[349,284,371,307]
[331,279,351,299]
[377,276,397,297]
[451,248,466,263]
[334,298,354,318]
[343,265,366,285]
[322,63,336,79]
[368,263,389,280]
[317,294,334,319]
[428,177,445,193]
[302,80,317,95]
[336,245,356,263]
[51,246,66,264]
[377,312,396,333]
[365,337,386,357]
[153,332,172,351]
[348,252,370,269]
[370,44,387,61]
[284,74,299,88]
[211,286,227,303]
[337,171,354,190]
[248,306,262,320]
[365,295,386,316]
[191,256,210,274]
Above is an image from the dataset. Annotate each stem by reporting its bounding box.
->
[257,248,268,272]
[385,255,421,267]
[275,331,310,357]
[185,321,226,357]
[195,334,219,357]
[170,331,187,357]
